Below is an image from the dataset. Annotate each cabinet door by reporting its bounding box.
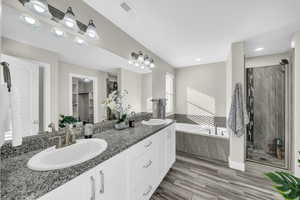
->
[95,152,127,200]
[165,124,176,171]
[38,170,95,200]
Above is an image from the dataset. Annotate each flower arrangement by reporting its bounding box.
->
[103,90,131,124]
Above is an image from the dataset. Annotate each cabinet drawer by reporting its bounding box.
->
[127,132,159,159]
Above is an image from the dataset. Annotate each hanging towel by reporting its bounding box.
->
[10,86,23,146]
[0,84,10,146]
[228,83,249,137]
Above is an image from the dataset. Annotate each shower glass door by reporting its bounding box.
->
[246,64,290,169]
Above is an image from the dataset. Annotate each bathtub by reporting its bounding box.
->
[175,123,229,162]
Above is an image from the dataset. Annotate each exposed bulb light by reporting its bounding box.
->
[51,27,66,37]
[150,63,155,68]
[291,41,295,48]
[85,20,99,40]
[128,51,155,70]
[20,14,40,27]
[74,36,87,45]
[195,58,202,62]
[83,78,91,82]
[255,47,264,52]
[62,7,79,31]
[24,0,51,18]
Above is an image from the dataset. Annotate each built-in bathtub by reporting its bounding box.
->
[176,123,230,162]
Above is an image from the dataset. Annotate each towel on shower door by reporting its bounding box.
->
[227,83,249,137]
[0,84,10,146]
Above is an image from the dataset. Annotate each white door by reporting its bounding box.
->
[2,54,39,137]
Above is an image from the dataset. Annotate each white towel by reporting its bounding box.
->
[10,86,23,146]
[0,84,10,146]
[227,83,249,137]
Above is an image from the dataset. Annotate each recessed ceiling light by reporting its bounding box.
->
[291,41,295,48]
[20,14,40,26]
[254,47,264,52]
[195,58,202,61]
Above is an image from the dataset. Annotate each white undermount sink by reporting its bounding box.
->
[27,138,107,171]
[141,119,172,126]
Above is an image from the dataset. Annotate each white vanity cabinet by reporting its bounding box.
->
[37,124,176,200]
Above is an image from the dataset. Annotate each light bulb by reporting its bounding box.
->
[33,3,46,13]
[74,37,86,45]
[150,63,155,68]
[85,20,99,40]
[51,27,65,37]
[138,55,144,62]
[128,60,133,64]
[65,19,75,28]
[24,16,36,25]
[144,59,150,65]
[141,65,145,69]
[134,62,140,67]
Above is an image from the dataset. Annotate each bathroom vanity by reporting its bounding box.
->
[1,121,175,200]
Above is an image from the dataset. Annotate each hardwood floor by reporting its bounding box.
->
[151,152,283,200]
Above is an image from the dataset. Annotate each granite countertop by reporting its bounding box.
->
[1,120,174,200]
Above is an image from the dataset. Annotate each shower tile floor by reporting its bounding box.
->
[151,152,283,200]
[247,149,285,168]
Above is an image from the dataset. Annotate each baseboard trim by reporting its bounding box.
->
[229,159,245,171]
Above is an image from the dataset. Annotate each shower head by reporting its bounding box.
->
[280,59,289,65]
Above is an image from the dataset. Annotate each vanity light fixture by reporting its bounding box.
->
[24,0,51,18]
[20,14,40,27]
[51,27,66,37]
[254,47,264,52]
[74,36,87,45]
[85,20,99,40]
[128,51,155,70]
[62,7,79,31]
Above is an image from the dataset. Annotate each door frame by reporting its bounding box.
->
[69,73,98,123]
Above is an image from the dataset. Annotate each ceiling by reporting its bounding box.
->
[84,0,300,67]
[2,4,150,73]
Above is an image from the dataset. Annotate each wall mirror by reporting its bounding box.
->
[0,1,150,143]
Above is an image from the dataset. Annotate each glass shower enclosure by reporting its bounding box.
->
[246,61,292,169]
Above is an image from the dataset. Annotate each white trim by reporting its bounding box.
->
[69,73,99,123]
[229,158,245,171]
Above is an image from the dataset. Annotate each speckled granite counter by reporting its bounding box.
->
[1,120,174,200]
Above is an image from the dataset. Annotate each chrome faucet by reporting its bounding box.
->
[50,124,76,149]
[48,122,57,133]
[65,124,76,146]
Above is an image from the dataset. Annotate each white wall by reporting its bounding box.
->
[141,73,152,112]
[175,62,226,117]
[245,52,289,68]
[119,69,142,113]
[227,42,246,171]
[292,32,300,177]
[58,62,107,122]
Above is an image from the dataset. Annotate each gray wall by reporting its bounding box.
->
[175,62,227,118]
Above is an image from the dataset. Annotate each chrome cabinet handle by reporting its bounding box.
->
[143,160,152,168]
[90,176,96,200]
[144,141,152,148]
[99,170,104,194]
[143,185,153,196]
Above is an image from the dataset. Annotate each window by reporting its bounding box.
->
[165,73,174,114]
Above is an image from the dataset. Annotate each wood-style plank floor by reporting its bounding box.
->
[151,152,283,200]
